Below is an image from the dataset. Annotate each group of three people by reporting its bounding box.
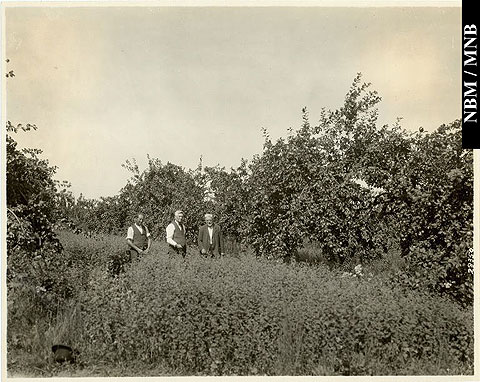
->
[126,210,225,261]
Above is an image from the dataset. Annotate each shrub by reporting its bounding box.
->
[369,122,473,306]
[79,251,473,375]
[6,124,69,363]
[7,230,131,370]
[6,125,62,255]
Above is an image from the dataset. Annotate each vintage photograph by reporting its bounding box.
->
[2,2,473,379]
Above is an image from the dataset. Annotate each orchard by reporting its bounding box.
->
[5,75,473,376]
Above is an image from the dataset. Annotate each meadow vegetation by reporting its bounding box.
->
[6,75,474,376]
[7,232,474,376]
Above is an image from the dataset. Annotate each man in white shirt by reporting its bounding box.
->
[197,213,225,258]
[126,213,152,261]
[166,210,187,257]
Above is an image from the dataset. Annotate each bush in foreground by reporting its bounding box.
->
[79,250,473,376]
[8,231,473,376]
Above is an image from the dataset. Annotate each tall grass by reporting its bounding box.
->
[7,230,474,376]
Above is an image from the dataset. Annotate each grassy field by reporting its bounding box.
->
[7,230,474,377]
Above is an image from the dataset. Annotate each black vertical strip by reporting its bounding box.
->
[462,5,478,149]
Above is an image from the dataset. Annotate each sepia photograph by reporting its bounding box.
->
[1,1,475,380]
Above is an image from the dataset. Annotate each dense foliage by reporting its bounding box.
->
[371,122,474,306]
[62,233,474,376]
[61,157,209,241]
[54,75,473,306]
[240,76,474,306]
[6,122,61,254]
[7,230,129,373]
[246,82,390,263]
[5,123,74,312]
[203,161,251,240]
[6,72,474,376]
[6,124,81,372]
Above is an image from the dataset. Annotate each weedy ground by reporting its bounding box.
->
[7,230,474,377]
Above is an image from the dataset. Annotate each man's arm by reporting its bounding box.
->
[126,226,143,254]
[166,223,183,248]
[127,238,144,254]
[145,227,152,252]
[145,237,152,252]
[183,225,188,249]
[198,226,206,253]
[218,227,225,255]
[166,223,176,246]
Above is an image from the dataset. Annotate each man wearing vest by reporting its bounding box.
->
[166,210,187,257]
[198,213,225,258]
[126,213,152,262]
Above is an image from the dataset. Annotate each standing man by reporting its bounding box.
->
[126,213,152,262]
[198,213,225,258]
[166,210,187,257]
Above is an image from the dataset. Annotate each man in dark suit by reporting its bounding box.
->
[198,213,225,258]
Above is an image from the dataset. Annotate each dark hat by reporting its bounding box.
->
[52,344,78,364]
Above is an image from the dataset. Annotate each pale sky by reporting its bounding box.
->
[4,5,462,199]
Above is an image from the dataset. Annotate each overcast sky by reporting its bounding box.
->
[5,5,461,199]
